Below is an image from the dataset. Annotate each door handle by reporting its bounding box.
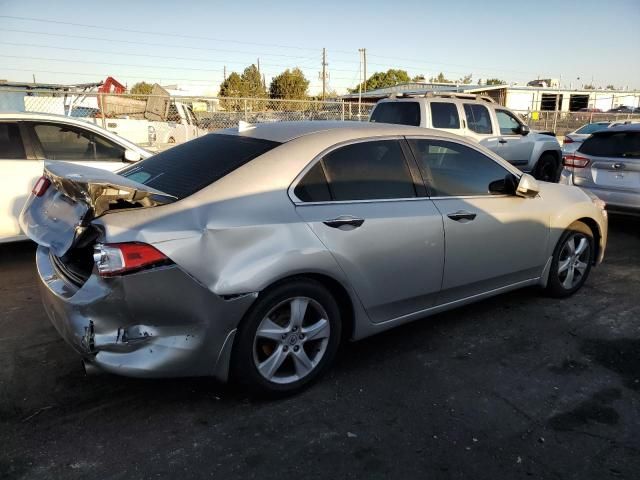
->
[447,211,477,222]
[498,138,508,144]
[323,216,365,229]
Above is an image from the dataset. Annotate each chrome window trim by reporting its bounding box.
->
[289,134,522,205]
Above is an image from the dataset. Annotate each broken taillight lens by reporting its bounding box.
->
[93,243,171,277]
[32,176,51,197]
[563,154,590,168]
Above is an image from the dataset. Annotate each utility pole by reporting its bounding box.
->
[358,49,363,118]
[257,58,260,73]
[321,47,328,100]
[362,48,367,92]
[223,65,227,81]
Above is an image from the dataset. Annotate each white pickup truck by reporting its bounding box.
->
[85,101,207,151]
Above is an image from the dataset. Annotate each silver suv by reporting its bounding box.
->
[370,93,562,182]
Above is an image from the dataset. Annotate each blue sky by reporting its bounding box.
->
[0,0,639,94]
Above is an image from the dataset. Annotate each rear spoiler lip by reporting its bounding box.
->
[43,161,177,218]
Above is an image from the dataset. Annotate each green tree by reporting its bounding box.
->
[583,84,595,90]
[130,81,154,95]
[412,74,426,82]
[218,72,244,110]
[349,69,411,93]
[429,72,473,84]
[606,84,615,90]
[269,68,310,100]
[218,64,268,111]
[485,78,506,86]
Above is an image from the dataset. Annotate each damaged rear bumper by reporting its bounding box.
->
[36,246,256,381]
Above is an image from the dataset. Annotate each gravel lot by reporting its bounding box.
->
[1,215,639,480]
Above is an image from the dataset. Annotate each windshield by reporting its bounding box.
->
[575,123,610,135]
[119,134,280,199]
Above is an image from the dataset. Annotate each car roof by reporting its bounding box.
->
[216,120,461,143]
[597,123,640,133]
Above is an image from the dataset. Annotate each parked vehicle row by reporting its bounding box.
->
[560,123,640,216]
[369,93,563,182]
[19,121,608,394]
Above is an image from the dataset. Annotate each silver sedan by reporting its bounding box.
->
[21,121,608,395]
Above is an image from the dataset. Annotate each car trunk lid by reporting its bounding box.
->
[19,162,176,257]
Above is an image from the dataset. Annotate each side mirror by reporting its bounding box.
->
[124,149,142,162]
[518,124,530,136]
[489,173,518,195]
[516,173,540,198]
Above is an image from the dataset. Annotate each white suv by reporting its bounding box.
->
[370,93,562,182]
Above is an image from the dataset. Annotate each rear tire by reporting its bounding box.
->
[545,221,594,298]
[231,279,342,396]
[534,153,559,182]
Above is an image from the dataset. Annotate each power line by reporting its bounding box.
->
[0,15,323,52]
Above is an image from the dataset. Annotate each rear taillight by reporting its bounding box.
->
[93,242,170,277]
[563,154,590,168]
[563,136,574,144]
[32,176,51,197]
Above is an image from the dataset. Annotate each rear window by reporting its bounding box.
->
[575,123,610,135]
[370,102,420,126]
[578,131,640,158]
[119,134,280,198]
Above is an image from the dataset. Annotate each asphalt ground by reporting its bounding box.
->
[1,215,639,479]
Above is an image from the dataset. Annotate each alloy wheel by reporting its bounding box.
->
[557,233,591,289]
[252,297,331,385]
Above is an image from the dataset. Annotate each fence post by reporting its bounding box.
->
[341,100,345,121]
[99,93,106,129]
[243,99,248,122]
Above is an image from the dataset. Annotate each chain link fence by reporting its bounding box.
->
[514,110,640,138]
[4,88,639,151]
[1,89,376,151]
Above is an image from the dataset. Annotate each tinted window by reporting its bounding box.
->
[370,102,420,126]
[579,131,640,158]
[495,110,522,135]
[0,122,26,159]
[32,123,124,161]
[120,134,280,199]
[294,162,331,202]
[464,104,493,134]
[575,123,610,135]
[430,102,460,129]
[321,140,416,201]
[410,139,509,196]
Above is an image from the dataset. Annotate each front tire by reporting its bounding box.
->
[546,222,594,298]
[231,279,342,396]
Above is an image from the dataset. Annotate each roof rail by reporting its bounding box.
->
[387,92,496,103]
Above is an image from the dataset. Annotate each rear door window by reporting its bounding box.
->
[294,140,417,202]
[120,134,281,199]
[31,123,124,161]
[429,102,460,129]
[370,102,421,126]
[463,104,493,134]
[579,131,640,158]
[0,122,26,159]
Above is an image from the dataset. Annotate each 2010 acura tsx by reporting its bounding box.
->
[20,121,608,395]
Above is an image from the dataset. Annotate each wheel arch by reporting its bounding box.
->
[575,217,602,265]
